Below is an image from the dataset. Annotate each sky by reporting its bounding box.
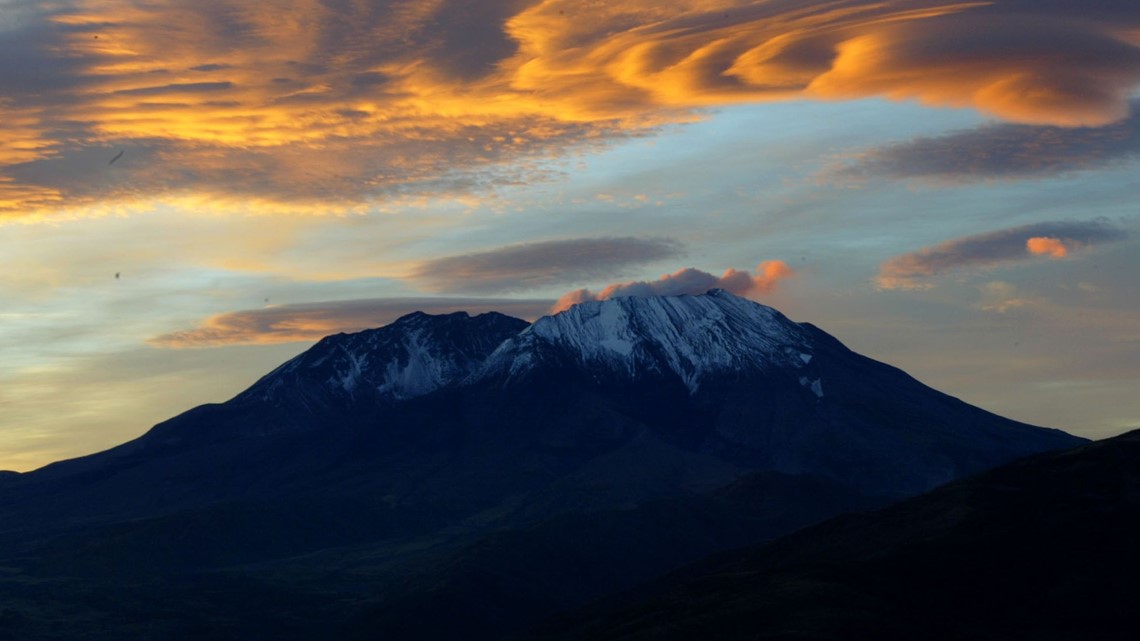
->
[2,0,1139,471]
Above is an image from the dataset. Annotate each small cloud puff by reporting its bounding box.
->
[1026,237,1071,258]
[551,261,794,313]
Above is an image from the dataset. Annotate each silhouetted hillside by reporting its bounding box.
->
[523,429,1140,641]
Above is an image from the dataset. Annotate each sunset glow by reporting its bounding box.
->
[2,0,1139,470]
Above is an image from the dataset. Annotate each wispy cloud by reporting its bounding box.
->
[552,261,794,312]
[410,237,683,294]
[834,104,1140,183]
[150,297,552,347]
[6,1,1140,219]
[975,281,1040,314]
[877,219,1128,289]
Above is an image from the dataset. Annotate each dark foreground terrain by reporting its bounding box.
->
[522,429,1140,641]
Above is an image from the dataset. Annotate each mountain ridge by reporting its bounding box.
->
[518,428,1140,641]
[237,309,529,407]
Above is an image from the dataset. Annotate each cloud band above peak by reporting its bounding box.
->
[553,261,794,312]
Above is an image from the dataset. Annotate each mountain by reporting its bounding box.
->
[471,290,1079,497]
[521,428,1140,641]
[0,291,1086,640]
[238,310,530,406]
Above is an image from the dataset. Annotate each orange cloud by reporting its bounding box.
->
[6,1,1140,218]
[805,13,1140,127]
[552,261,794,313]
[1026,237,1071,258]
[504,1,1140,126]
[752,259,796,293]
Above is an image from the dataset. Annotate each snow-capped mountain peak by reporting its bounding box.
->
[477,290,815,392]
[237,310,529,407]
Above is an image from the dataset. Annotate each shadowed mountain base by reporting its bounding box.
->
[520,429,1140,641]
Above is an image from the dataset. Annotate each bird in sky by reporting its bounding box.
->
[108,150,124,165]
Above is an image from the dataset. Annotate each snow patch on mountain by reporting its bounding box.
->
[374,328,460,400]
[800,376,824,398]
[327,344,369,395]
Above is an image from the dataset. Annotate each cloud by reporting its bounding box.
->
[7,1,1140,218]
[800,8,1140,127]
[975,281,1039,314]
[834,104,1140,182]
[1026,237,1071,259]
[0,0,634,218]
[410,237,683,294]
[112,82,235,96]
[877,219,1128,289]
[150,297,553,348]
[552,261,794,312]
[504,0,1140,125]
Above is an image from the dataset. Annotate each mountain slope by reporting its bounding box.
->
[467,290,1080,497]
[0,311,529,527]
[522,429,1140,641]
